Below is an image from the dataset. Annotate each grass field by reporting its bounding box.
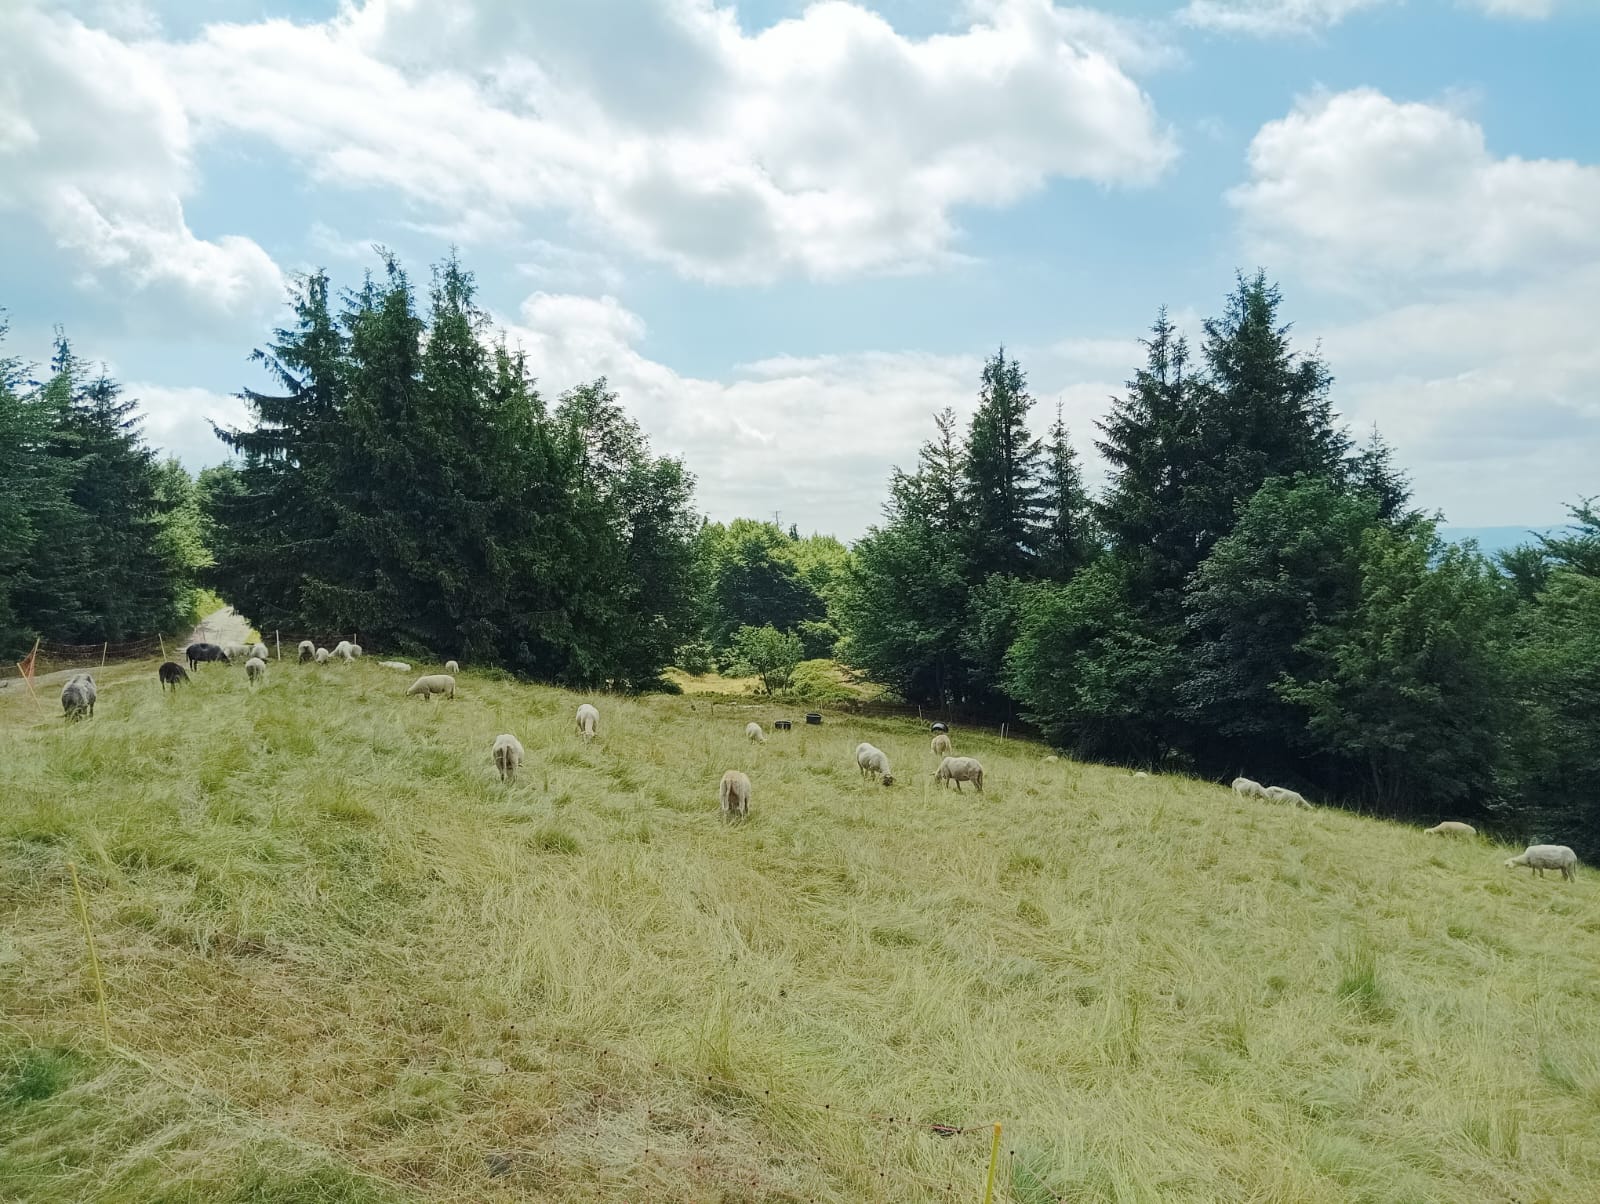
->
[3,658,1598,1202]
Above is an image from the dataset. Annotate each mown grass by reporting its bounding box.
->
[2,657,1598,1202]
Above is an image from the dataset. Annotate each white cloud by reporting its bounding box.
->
[1229,88,1600,287]
[502,291,1120,540]
[130,382,247,468]
[156,0,1176,284]
[0,5,284,321]
[1180,0,1560,34]
[1321,266,1600,523]
[1178,0,1383,35]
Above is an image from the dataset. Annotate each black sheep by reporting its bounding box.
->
[158,660,190,691]
[186,642,230,670]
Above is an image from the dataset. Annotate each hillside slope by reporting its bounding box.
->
[3,660,1598,1202]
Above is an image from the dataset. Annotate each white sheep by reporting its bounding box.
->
[1264,785,1313,809]
[931,732,952,757]
[445,659,460,674]
[746,722,766,743]
[719,770,751,819]
[350,643,363,658]
[492,733,524,782]
[406,674,456,700]
[1043,755,1059,764]
[250,642,269,662]
[575,703,599,740]
[934,756,984,792]
[1231,777,1267,800]
[1504,844,1577,882]
[1132,771,1150,779]
[314,647,331,664]
[855,742,894,785]
[245,656,266,685]
[332,640,354,662]
[297,639,315,663]
[379,661,412,672]
[223,642,251,662]
[1425,821,1476,837]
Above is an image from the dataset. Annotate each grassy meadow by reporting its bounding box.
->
[2,657,1599,1203]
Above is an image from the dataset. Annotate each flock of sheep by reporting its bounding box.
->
[1230,775,1578,884]
[56,643,1579,883]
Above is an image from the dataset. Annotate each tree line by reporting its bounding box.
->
[836,273,1597,854]
[0,318,205,658]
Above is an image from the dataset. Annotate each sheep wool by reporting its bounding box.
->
[492,734,524,782]
[719,770,751,819]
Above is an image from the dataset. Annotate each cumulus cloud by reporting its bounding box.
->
[1229,88,1600,286]
[0,5,284,321]
[157,0,1176,283]
[502,291,1120,540]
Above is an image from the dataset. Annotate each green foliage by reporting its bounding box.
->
[1005,561,1182,760]
[1498,569,1600,856]
[1278,526,1512,808]
[963,348,1044,579]
[204,255,698,688]
[0,325,195,656]
[728,623,804,694]
[785,658,857,702]
[696,519,826,649]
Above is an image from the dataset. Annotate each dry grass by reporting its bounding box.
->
[3,658,1599,1202]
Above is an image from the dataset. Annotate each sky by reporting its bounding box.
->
[1,0,1595,541]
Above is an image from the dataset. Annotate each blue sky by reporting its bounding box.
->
[2,0,1595,539]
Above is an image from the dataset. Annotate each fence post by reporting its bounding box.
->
[159,635,167,662]
[68,862,112,1048]
[981,1123,1002,1204]
[100,642,108,668]
[275,630,281,661]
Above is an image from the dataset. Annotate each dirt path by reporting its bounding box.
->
[187,606,252,651]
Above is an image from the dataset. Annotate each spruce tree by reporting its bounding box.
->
[1038,403,1095,582]
[962,349,1044,580]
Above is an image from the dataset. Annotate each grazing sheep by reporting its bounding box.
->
[1231,777,1267,801]
[1425,821,1477,837]
[314,647,330,664]
[1132,771,1150,779]
[934,756,984,792]
[332,640,354,662]
[746,721,766,743]
[1043,755,1059,764]
[250,642,269,662]
[1504,845,1578,882]
[575,703,599,740]
[406,674,456,700]
[379,660,412,672]
[855,742,895,785]
[223,642,251,662]
[245,656,266,685]
[186,642,229,670]
[931,732,952,757]
[60,673,96,721]
[158,661,189,691]
[719,770,751,819]
[350,643,363,659]
[1264,785,1314,809]
[297,640,315,663]
[492,733,524,782]
[445,659,460,675]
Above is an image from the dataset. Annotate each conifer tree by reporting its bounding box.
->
[1038,403,1095,582]
[962,349,1043,579]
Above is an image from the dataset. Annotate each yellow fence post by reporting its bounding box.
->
[68,862,112,1048]
[981,1123,1002,1204]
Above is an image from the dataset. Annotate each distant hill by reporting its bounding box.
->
[1439,524,1564,559]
